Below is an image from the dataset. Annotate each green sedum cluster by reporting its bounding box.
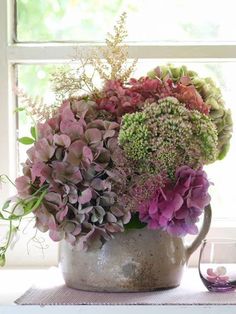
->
[148,64,233,160]
[118,112,150,160]
[119,97,218,178]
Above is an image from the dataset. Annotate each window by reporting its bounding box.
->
[0,0,236,266]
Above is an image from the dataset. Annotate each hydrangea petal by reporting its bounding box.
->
[78,188,92,205]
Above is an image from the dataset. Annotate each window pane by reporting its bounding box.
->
[17,62,236,221]
[17,0,236,42]
[17,64,57,165]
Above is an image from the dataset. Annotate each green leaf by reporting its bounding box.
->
[30,190,47,212]
[9,190,47,220]
[14,107,25,113]
[18,137,35,145]
[0,254,6,267]
[125,213,147,230]
[218,142,230,160]
[24,199,37,215]
[30,126,36,139]
[2,200,11,211]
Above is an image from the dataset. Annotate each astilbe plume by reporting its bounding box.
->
[138,166,211,236]
[15,98,132,249]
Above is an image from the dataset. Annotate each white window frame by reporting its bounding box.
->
[1,0,236,266]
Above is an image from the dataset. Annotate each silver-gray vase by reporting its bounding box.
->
[59,205,212,292]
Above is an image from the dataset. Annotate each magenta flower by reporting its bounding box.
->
[138,166,211,237]
[175,166,211,210]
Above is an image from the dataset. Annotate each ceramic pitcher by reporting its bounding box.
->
[59,205,212,292]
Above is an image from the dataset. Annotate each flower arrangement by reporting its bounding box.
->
[0,13,233,266]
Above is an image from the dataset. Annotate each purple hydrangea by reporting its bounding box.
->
[16,99,132,249]
[138,166,211,236]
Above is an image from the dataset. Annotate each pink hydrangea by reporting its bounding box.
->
[16,99,132,248]
[97,80,142,120]
[96,76,209,121]
[138,166,211,236]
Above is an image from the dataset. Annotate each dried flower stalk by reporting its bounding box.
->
[17,89,58,122]
[51,12,137,100]
[89,12,137,82]
[51,60,99,101]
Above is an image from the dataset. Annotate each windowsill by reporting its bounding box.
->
[0,267,49,305]
[0,268,236,314]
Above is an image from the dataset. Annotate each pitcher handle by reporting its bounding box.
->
[185,204,212,262]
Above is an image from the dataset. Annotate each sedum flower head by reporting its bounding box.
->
[119,97,218,178]
[118,112,150,160]
[148,64,233,160]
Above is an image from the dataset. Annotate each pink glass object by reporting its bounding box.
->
[198,239,236,292]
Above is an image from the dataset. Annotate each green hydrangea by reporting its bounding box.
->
[148,64,233,160]
[192,75,233,160]
[119,97,218,178]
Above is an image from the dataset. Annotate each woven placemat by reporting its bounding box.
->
[15,268,236,305]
